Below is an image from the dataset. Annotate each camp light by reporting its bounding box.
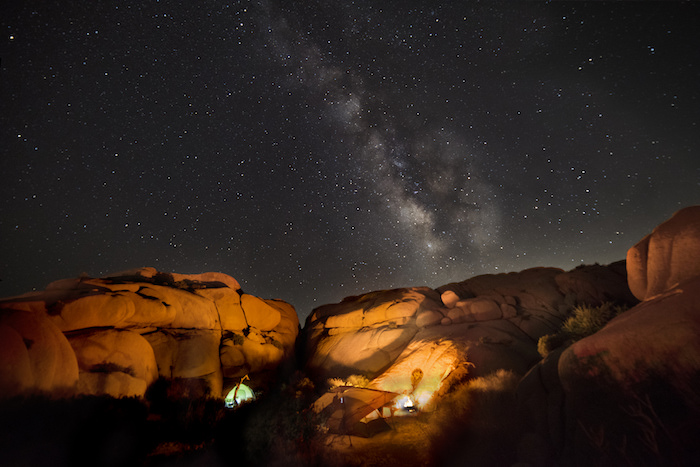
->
[395,395,417,413]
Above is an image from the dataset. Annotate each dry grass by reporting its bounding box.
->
[427,369,521,466]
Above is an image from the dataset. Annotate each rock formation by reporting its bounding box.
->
[0,308,79,397]
[626,205,700,301]
[302,262,636,407]
[519,205,700,465]
[0,267,299,399]
[4,205,699,464]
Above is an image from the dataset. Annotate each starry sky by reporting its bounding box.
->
[2,1,699,321]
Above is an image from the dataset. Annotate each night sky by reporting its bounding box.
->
[2,1,699,321]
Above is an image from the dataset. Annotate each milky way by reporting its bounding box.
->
[2,2,699,320]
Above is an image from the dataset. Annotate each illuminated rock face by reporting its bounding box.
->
[303,263,636,406]
[627,205,700,301]
[69,328,159,395]
[0,309,79,396]
[0,267,299,398]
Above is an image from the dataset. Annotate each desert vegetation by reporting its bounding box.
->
[537,302,628,358]
[326,374,371,390]
[427,369,522,466]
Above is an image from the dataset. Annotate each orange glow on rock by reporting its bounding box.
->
[371,338,464,411]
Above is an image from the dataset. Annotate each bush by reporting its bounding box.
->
[326,374,370,389]
[537,333,569,358]
[538,302,628,357]
[346,374,370,388]
[326,377,345,390]
[563,302,624,339]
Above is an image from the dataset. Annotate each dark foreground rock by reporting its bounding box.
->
[519,206,700,466]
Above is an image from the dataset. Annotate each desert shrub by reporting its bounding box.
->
[428,370,521,467]
[346,374,370,388]
[326,377,345,390]
[538,302,628,357]
[326,374,370,389]
[563,302,624,339]
[290,374,315,397]
[570,379,700,467]
[434,357,474,399]
[536,333,569,358]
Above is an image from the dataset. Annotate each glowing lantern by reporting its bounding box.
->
[395,395,417,413]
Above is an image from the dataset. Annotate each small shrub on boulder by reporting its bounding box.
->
[538,302,627,357]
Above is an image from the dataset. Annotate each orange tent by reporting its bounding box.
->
[312,386,398,437]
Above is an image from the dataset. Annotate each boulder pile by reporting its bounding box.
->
[0,267,299,398]
[303,262,636,405]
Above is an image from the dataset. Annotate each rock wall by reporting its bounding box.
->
[0,267,299,399]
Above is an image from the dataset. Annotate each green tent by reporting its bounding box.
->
[224,383,255,408]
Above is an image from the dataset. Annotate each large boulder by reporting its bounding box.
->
[195,287,247,330]
[0,309,79,397]
[240,294,281,331]
[0,268,299,399]
[627,205,700,301]
[304,287,443,379]
[309,325,419,376]
[438,267,567,317]
[555,261,636,306]
[69,329,159,392]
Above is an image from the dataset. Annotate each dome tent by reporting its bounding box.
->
[224,383,255,408]
[311,386,398,437]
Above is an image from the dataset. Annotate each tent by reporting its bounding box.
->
[224,383,255,408]
[312,386,399,437]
